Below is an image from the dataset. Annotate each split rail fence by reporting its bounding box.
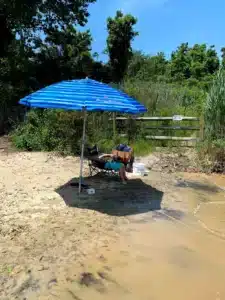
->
[110,115,203,145]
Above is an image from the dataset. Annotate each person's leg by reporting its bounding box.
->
[105,161,128,183]
[119,165,128,183]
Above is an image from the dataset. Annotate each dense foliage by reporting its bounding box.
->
[106,11,138,82]
[1,0,225,161]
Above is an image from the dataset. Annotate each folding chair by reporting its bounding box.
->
[86,145,117,177]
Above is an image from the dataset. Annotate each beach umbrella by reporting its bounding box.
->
[19,78,147,193]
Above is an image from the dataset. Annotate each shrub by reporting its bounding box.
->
[12,109,84,154]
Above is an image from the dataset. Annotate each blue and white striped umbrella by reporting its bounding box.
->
[19,78,147,114]
[19,78,147,193]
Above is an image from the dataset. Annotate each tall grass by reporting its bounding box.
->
[204,68,225,140]
[197,68,225,172]
[122,80,205,117]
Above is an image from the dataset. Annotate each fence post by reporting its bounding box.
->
[127,117,136,143]
[113,112,116,138]
[199,115,204,141]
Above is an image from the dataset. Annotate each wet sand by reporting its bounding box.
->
[51,173,225,300]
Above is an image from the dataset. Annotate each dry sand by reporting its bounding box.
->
[0,151,122,299]
[0,145,225,300]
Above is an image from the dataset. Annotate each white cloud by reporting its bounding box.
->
[117,0,168,13]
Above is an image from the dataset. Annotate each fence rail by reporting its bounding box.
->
[110,116,199,121]
[145,126,200,131]
[111,115,203,143]
[119,134,199,141]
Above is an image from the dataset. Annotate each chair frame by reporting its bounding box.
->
[88,159,117,177]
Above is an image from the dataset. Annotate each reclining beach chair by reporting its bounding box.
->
[86,145,134,176]
[86,145,116,176]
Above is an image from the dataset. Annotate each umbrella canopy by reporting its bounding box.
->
[19,78,147,193]
[19,78,147,114]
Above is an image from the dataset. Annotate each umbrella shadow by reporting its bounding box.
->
[55,174,164,216]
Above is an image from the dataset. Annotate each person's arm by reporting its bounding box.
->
[99,153,113,159]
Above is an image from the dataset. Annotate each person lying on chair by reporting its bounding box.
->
[101,153,128,184]
[92,154,128,184]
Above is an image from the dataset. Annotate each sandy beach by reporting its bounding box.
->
[0,145,225,300]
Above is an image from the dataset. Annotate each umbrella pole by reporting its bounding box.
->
[79,108,87,194]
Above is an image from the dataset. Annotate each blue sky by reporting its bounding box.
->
[86,0,225,61]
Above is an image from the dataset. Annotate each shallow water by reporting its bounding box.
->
[55,173,225,300]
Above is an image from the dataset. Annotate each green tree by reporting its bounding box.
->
[35,25,93,85]
[187,44,219,89]
[221,47,225,68]
[126,51,146,79]
[189,44,207,80]
[106,10,138,82]
[170,43,191,82]
[205,45,220,75]
[169,43,219,88]
[126,51,168,82]
[0,0,96,32]
[0,0,97,134]
[0,13,15,56]
[0,0,96,55]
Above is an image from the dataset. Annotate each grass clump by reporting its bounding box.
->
[197,68,225,172]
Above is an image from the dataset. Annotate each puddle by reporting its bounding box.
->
[61,212,225,300]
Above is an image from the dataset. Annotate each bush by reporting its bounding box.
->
[197,139,225,173]
[12,107,155,156]
[12,109,84,154]
[210,139,225,172]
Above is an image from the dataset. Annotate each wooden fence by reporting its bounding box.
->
[110,115,203,144]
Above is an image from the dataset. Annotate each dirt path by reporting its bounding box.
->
[0,142,225,299]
